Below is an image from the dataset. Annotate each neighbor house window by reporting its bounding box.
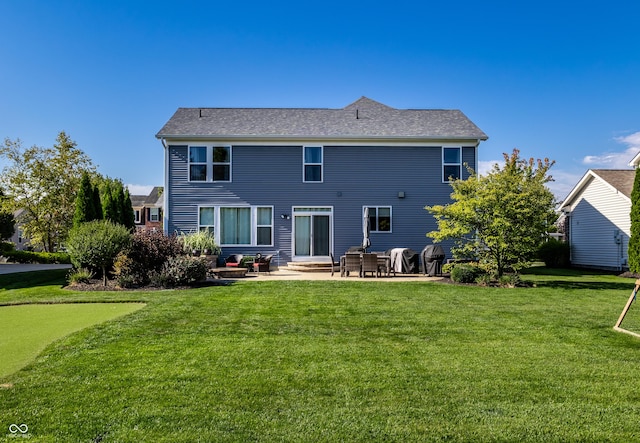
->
[198,206,273,246]
[199,207,215,233]
[149,207,160,222]
[134,210,141,224]
[366,206,392,232]
[189,146,207,181]
[304,146,323,182]
[443,147,461,182]
[213,146,231,181]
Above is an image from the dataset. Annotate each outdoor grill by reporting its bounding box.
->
[421,245,445,276]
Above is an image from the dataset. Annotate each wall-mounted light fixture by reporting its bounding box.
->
[397,191,405,199]
[280,214,290,220]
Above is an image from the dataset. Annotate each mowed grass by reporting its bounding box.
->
[0,303,146,377]
[1,269,640,442]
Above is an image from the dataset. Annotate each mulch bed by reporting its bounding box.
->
[65,278,231,291]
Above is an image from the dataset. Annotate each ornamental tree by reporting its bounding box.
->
[66,219,131,286]
[425,149,557,277]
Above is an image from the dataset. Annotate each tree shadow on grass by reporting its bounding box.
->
[521,266,636,291]
[0,269,68,290]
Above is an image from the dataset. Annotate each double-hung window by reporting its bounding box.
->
[189,146,207,181]
[198,206,273,246]
[213,147,231,182]
[303,146,323,182]
[366,206,392,232]
[442,147,461,182]
[199,207,215,233]
[149,207,160,222]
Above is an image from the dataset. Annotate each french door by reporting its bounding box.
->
[292,207,332,260]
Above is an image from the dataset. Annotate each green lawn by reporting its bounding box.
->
[0,303,146,378]
[1,269,640,442]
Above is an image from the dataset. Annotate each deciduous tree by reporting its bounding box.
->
[0,132,95,251]
[426,149,556,277]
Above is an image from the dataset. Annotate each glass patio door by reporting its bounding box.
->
[293,207,332,259]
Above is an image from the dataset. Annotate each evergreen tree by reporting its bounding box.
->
[73,172,96,227]
[92,185,103,220]
[628,168,640,273]
[101,181,118,222]
[122,189,136,230]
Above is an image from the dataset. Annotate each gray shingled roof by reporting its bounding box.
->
[156,97,488,141]
[592,169,635,199]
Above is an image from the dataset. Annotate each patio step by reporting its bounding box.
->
[284,262,335,273]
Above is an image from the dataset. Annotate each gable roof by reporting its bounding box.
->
[156,97,488,142]
[130,186,163,208]
[560,169,635,208]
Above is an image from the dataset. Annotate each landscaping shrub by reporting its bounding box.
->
[178,230,221,255]
[0,241,15,253]
[537,239,570,268]
[67,267,94,284]
[114,230,183,286]
[66,220,131,285]
[498,273,522,288]
[450,263,485,283]
[155,255,208,287]
[1,249,71,264]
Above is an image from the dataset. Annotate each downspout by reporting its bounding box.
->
[161,138,170,235]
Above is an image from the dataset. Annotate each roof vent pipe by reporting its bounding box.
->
[356,109,359,119]
[199,109,202,118]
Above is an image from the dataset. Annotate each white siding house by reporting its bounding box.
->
[560,169,634,271]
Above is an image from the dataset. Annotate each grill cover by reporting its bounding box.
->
[421,245,446,276]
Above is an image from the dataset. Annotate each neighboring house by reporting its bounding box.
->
[155,97,488,264]
[559,169,634,271]
[8,209,32,251]
[130,186,164,232]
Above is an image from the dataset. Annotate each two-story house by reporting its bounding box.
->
[156,97,488,265]
[130,186,164,232]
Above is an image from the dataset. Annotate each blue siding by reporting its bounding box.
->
[167,144,477,262]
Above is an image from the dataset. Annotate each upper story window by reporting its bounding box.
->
[189,146,207,181]
[443,147,461,182]
[188,145,232,182]
[366,206,392,232]
[303,146,323,182]
[213,147,231,182]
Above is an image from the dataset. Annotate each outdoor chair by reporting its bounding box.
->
[330,253,341,277]
[252,253,272,273]
[343,253,362,277]
[361,253,379,277]
[224,254,244,267]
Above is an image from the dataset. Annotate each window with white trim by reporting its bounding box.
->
[213,146,231,182]
[303,146,323,182]
[366,206,392,232]
[189,146,207,181]
[442,147,461,182]
[198,206,273,246]
[188,145,232,182]
[134,210,141,224]
[199,207,215,233]
[149,207,160,222]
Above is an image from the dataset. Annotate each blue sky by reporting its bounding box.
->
[1,0,639,199]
